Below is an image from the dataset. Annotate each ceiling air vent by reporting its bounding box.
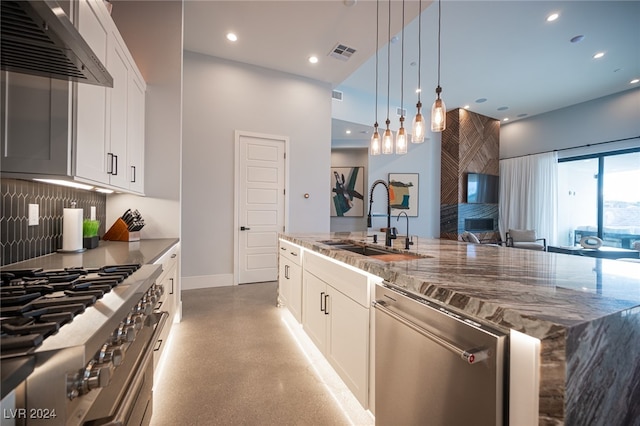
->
[329,43,356,62]
[332,90,343,101]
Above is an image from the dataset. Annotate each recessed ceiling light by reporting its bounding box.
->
[503,118,510,122]
[630,78,639,84]
[546,13,559,22]
[475,98,487,103]
[308,56,319,64]
[570,35,585,44]
[593,52,605,59]
[226,33,237,42]
[346,130,351,134]
[415,88,422,94]
[463,105,470,109]
[497,106,509,111]
[517,113,529,118]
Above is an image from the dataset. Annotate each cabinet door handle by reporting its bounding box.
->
[131,165,136,183]
[320,291,325,312]
[169,277,174,295]
[284,264,290,279]
[107,153,113,174]
[113,154,118,176]
[324,294,330,315]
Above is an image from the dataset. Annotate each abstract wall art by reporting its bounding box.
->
[331,167,365,217]
[389,173,419,217]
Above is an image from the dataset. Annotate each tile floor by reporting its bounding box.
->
[151,282,374,425]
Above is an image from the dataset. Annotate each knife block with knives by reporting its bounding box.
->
[103,209,145,242]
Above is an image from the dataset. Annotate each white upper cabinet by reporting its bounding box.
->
[1,0,146,194]
[75,0,147,194]
[75,0,108,183]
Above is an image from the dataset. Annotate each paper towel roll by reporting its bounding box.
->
[62,208,83,252]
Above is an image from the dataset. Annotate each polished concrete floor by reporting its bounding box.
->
[151,282,374,426]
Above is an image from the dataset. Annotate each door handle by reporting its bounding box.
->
[240,226,251,231]
[373,300,489,364]
[324,294,330,315]
[320,292,325,312]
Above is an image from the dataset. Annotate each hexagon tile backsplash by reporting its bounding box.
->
[1,179,106,266]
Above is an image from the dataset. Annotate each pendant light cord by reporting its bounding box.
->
[386,0,391,124]
[437,0,441,88]
[375,0,379,126]
[417,0,421,102]
[400,0,405,114]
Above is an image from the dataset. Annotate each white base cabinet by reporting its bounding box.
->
[278,239,303,322]
[152,243,180,375]
[302,250,374,408]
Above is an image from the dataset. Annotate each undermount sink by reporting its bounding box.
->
[320,240,430,261]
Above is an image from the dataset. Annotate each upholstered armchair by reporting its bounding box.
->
[460,231,481,244]
[506,229,547,251]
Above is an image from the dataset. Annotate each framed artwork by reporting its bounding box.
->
[388,173,419,217]
[331,167,365,217]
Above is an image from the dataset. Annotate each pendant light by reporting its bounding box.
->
[411,0,425,143]
[382,0,393,154]
[370,0,381,156]
[395,0,407,154]
[431,0,446,132]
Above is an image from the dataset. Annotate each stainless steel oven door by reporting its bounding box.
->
[83,311,168,426]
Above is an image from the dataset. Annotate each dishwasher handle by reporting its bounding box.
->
[373,300,489,365]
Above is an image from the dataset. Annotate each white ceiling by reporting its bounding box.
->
[184,1,640,142]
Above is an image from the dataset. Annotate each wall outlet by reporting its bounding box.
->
[28,204,39,226]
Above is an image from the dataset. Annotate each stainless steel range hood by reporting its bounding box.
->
[1,0,113,87]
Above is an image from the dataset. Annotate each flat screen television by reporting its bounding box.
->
[467,173,499,204]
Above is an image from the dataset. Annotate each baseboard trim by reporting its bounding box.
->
[182,273,234,290]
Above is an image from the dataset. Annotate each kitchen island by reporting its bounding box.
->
[280,232,640,425]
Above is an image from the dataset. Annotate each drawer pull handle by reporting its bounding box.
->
[154,339,163,352]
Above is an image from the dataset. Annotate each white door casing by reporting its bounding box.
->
[235,131,288,284]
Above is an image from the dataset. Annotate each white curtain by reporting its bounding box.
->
[499,152,558,245]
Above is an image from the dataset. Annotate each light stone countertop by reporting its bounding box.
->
[3,238,180,270]
[281,232,640,425]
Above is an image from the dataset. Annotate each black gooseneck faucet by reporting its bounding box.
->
[397,211,413,250]
[367,179,397,247]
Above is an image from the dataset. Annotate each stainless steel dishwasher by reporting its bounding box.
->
[373,282,508,426]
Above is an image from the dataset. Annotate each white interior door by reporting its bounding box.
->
[236,132,286,284]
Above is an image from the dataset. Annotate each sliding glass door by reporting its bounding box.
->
[558,158,598,246]
[558,148,640,248]
[602,151,640,248]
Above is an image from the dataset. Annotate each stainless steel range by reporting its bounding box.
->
[1,263,166,425]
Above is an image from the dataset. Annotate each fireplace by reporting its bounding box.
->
[465,218,494,232]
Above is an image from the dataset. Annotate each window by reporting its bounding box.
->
[558,148,640,249]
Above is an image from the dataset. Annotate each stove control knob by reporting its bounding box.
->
[138,300,153,316]
[154,283,165,297]
[99,344,124,367]
[85,361,111,391]
[114,324,136,343]
[145,292,158,306]
[74,360,111,394]
[126,313,144,331]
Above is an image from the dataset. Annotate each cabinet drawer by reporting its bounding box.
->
[154,244,179,280]
[279,239,302,265]
[304,250,369,308]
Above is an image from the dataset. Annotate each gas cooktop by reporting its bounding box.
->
[0,264,141,359]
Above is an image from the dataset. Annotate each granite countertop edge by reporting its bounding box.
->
[280,232,640,342]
